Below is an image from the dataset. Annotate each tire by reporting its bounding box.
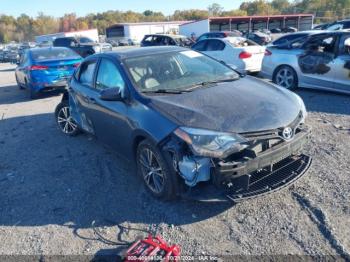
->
[136,139,179,200]
[55,101,80,136]
[273,65,298,90]
[15,75,25,90]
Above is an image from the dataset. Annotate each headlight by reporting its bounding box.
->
[174,127,248,158]
[93,45,101,53]
[294,94,307,121]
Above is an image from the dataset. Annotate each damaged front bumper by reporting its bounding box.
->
[178,126,312,202]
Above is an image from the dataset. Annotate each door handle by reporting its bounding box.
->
[88,97,97,104]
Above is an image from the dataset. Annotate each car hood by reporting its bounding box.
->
[148,77,302,133]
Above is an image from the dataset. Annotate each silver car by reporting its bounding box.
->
[261,31,350,94]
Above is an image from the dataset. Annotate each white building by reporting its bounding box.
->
[106,21,189,43]
[35,29,99,44]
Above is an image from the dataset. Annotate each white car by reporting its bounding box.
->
[261,31,350,93]
[192,37,266,73]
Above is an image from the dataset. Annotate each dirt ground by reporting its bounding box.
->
[0,62,349,261]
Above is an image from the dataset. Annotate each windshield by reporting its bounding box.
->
[32,48,80,60]
[123,50,239,93]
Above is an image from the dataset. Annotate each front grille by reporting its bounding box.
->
[225,154,311,201]
[240,111,304,142]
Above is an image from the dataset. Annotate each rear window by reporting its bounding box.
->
[54,38,74,46]
[31,48,79,61]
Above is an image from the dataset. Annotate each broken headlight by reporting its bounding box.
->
[174,127,248,158]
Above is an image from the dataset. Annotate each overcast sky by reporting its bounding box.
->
[0,0,245,17]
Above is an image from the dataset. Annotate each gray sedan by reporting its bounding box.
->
[261,31,350,94]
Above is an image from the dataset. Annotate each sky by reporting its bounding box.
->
[0,0,245,18]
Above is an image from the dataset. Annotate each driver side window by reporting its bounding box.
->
[339,36,350,55]
[96,59,125,91]
[79,60,97,87]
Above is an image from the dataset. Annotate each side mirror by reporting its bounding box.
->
[99,87,122,101]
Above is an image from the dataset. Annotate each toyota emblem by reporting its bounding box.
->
[282,127,294,141]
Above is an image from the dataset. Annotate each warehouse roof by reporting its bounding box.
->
[107,21,190,28]
[181,14,314,26]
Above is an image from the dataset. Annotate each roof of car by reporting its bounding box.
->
[144,34,188,38]
[99,46,188,59]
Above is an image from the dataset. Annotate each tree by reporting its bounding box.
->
[271,0,291,13]
[240,0,277,15]
[208,3,223,16]
[143,10,154,16]
[33,12,59,36]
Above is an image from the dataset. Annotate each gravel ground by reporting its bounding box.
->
[0,62,349,260]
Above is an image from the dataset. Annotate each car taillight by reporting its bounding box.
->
[239,51,252,59]
[265,50,272,56]
[223,32,228,37]
[73,63,80,68]
[29,65,48,71]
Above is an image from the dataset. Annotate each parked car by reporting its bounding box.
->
[107,39,119,47]
[244,31,272,45]
[313,23,331,30]
[53,37,112,57]
[192,37,266,73]
[196,31,242,42]
[281,27,298,33]
[5,45,20,64]
[270,31,323,47]
[55,46,311,202]
[270,28,282,34]
[15,47,82,99]
[261,31,350,93]
[37,41,53,47]
[117,37,134,46]
[141,34,193,47]
[326,19,350,31]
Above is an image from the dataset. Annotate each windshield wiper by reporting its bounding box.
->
[141,89,192,94]
[186,77,239,90]
[200,78,239,85]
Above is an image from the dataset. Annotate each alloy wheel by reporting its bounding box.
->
[57,106,78,134]
[139,148,165,194]
[276,67,295,89]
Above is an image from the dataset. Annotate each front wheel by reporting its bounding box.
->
[273,66,298,90]
[55,101,80,136]
[136,139,179,200]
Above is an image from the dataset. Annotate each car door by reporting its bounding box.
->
[332,33,350,92]
[70,58,98,134]
[153,36,164,46]
[85,57,131,154]
[198,39,227,62]
[297,34,337,89]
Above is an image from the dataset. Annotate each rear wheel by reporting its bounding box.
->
[55,101,80,136]
[15,75,25,90]
[136,139,179,200]
[273,66,298,90]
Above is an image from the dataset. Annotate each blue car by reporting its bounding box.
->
[15,47,82,99]
[55,47,311,202]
